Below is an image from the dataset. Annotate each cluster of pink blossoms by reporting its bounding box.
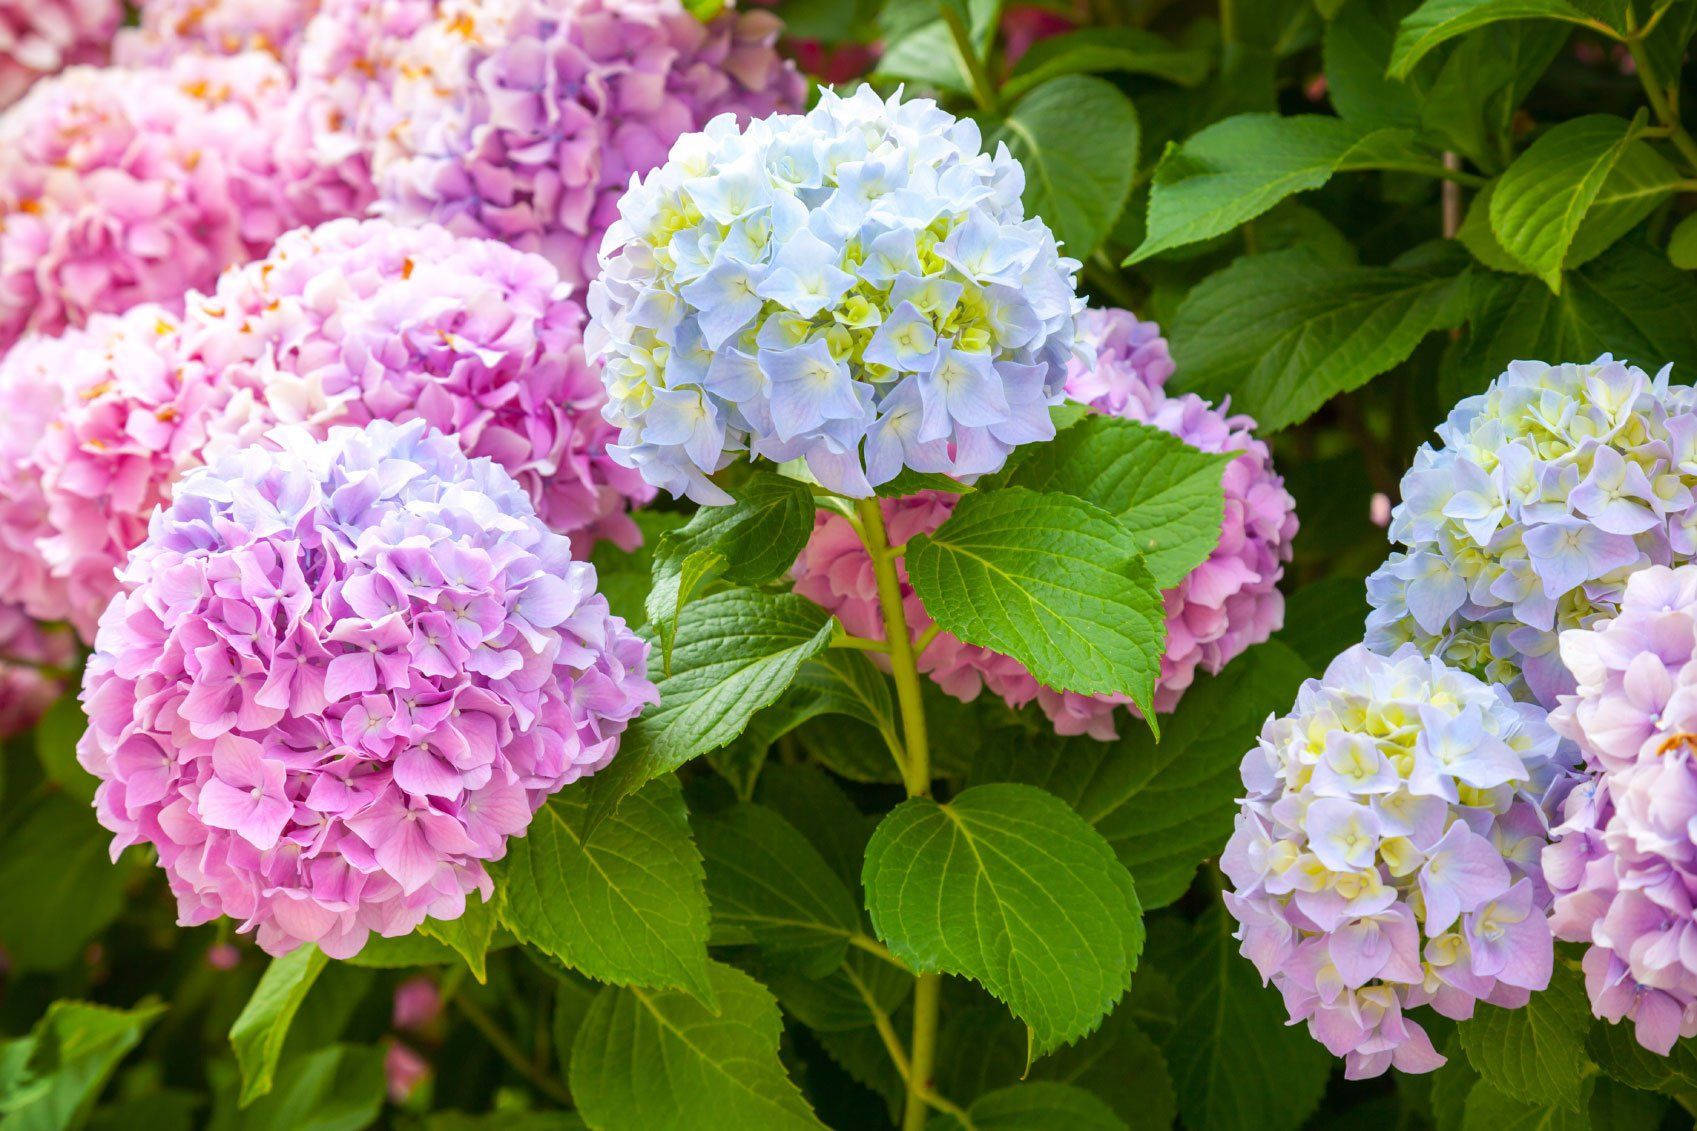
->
[1224,644,1573,1078]
[371,0,804,292]
[77,420,655,957]
[185,218,657,550]
[0,218,652,644]
[0,0,119,110]
[1545,564,1697,1052]
[0,51,362,349]
[0,304,262,640]
[791,307,1296,735]
[0,602,74,738]
[115,0,323,67]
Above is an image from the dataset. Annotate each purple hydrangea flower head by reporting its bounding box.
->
[182,218,657,552]
[371,0,804,295]
[0,52,369,349]
[0,304,270,641]
[591,85,1087,503]
[1223,643,1574,1079]
[1545,563,1697,1052]
[0,602,75,737]
[791,307,1294,733]
[76,419,656,958]
[115,0,321,67]
[0,0,119,109]
[1366,355,1697,707]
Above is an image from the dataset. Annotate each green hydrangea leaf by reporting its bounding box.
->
[229,946,328,1107]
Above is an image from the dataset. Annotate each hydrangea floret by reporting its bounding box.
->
[1545,564,1697,1052]
[0,0,120,109]
[589,84,1087,503]
[791,307,1295,733]
[77,419,656,957]
[372,0,804,294]
[1222,643,1574,1079]
[1366,355,1697,706]
[0,52,361,348]
[115,0,321,66]
[183,218,656,552]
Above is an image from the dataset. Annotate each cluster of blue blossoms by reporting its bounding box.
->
[586,84,1087,502]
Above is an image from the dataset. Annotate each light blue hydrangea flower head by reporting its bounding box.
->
[586,84,1087,503]
[1365,355,1697,706]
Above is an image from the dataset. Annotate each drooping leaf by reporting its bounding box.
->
[694,802,861,977]
[1459,1077,1593,1131]
[1168,248,1467,431]
[646,471,816,667]
[1488,114,1646,289]
[906,487,1166,716]
[229,946,329,1107]
[497,776,713,1001]
[0,1000,164,1131]
[416,888,502,984]
[580,590,835,821]
[861,782,1144,1058]
[591,511,687,627]
[999,414,1234,587]
[974,641,1309,908]
[32,696,92,804]
[1390,0,1594,77]
[1443,240,1697,404]
[1457,962,1595,1111]
[1162,905,1332,1131]
[569,962,825,1131]
[993,76,1140,257]
[208,1045,384,1131]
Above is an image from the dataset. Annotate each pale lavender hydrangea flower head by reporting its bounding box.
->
[0,52,367,349]
[371,0,804,295]
[1545,564,1697,1052]
[1223,643,1574,1079]
[1366,356,1697,707]
[182,218,657,552]
[77,419,656,957]
[591,84,1087,503]
[0,0,120,109]
[791,307,1294,735]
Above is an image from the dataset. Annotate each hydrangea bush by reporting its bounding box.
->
[11,1,1697,1129]
[76,420,654,957]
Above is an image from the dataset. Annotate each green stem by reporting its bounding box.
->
[938,2,999,116]
[852,498,945,1131]
[849,932,911,972]
[831,631,890,654]
[452,992,572,1107]
[1627,13,1697,174]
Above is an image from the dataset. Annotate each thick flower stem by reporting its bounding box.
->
[851,497,944,1131]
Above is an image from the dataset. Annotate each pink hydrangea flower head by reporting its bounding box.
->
[0,603,75,737]
[1545,563,1697,1052]
[76,419,657,958]
[0,0,120,109]
[0,304,272,641]
[790,307,1295,736]
[115,0,322,67]
[371,0,805,293]
[181,218,656,552]
[1224,643,1575,1079]
[0,52,364,350]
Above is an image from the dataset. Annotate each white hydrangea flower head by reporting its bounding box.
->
[1366,355,1697,705]
[586,84,1088,504]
